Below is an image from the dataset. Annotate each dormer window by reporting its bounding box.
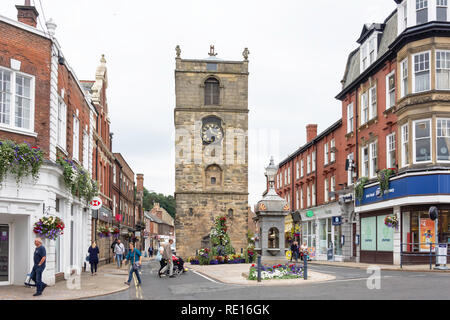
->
[416,0,428,25]
[360,32,379,73]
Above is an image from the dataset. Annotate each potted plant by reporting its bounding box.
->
[98,226,112,238]
[384,215,398,229]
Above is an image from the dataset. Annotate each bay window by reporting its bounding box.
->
[437,0,448,21]
[437,118,450,161]
[413,51,430,93]
[436,50,450,90]
[386,133,396,168]
[401,124,410,167]
[0,67,34,132]
[401,58,409,98]
[386,72,396,109]
[416,0,428,25]
[414,119,431,163]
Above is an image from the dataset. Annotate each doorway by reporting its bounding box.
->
[0,225,9,284]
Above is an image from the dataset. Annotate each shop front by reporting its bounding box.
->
[299,202,344,261]
[356,171,450,265]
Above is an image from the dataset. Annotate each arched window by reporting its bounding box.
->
[205,164,222,187]
[268,227,280,248]
[204,77,220,105]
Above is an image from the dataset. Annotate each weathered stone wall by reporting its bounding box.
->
[174,55,249,259]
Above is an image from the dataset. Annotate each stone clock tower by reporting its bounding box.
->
[174,46,250,258]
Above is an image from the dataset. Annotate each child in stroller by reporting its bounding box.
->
[158,253,186,276]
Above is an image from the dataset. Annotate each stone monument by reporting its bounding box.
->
[254,157,290,264]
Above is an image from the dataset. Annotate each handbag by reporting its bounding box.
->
[132,250,141,271]
[86,254,90,262]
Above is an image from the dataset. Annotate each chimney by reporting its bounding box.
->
[136,174,144,194]
[306,124,318,143]
[16,0,39,28]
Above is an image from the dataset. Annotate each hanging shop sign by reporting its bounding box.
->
[98,207,112,223]
[332,216,342,226]
[89,196,102,210]
[306,211,314,218]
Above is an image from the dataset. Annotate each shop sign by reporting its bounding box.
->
[89,197,102,210]
[332,216,342,226]
[306,211,314,218]
[341,194,353,203]
[98,207,112,223]
[357,174,450,206]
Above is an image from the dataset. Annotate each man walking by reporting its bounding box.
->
[114,239,125,268]
[124,242,142,286]
[159,239,175,278]
[31,238,47,296]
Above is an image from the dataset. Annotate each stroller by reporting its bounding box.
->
[172,255,186,275]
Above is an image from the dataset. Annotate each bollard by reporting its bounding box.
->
[303,255,308,280]
[257,255,262,283]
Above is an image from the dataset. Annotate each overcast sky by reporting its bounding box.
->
[3,0,396,207]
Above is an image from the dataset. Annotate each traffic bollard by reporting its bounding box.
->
[303,255,308,280]
[257,255,262,283]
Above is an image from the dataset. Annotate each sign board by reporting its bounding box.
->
[419,218,436,252]
[306,211,314,218]
[332,216,342,226]
[437,244,447,265]
[89,197,102,210]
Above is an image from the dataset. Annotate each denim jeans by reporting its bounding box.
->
[116,254,123,267]
[127,265,142,284]
[31,265,46,293]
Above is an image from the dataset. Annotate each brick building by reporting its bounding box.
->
[336,0,450,265]
[0,3,96,285]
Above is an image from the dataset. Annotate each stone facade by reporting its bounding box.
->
[174,49,249,258]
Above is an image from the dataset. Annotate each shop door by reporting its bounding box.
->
[0,225,9,283]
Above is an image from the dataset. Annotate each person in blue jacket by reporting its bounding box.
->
[124,242,142,286]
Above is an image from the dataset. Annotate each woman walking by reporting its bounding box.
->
[124,242,142,286]
[290,241,299,262]
[88,241,100,276]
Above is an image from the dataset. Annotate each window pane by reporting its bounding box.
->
[437,7,447,21]
[416,8,428,24]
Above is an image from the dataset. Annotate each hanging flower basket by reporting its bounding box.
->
[98,226,113,238]
[33,216,65,240]
[384,215,398,228]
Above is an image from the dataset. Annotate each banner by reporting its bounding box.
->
[420,218,436,252]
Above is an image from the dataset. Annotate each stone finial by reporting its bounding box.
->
[100,54,106,64]
[242,47,250,61]
[208,45,217,57]
[175,45,181,58]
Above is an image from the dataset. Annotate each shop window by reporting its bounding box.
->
[268,228,279,249]
[334,225,342,256]
[403,210,439,252]
[413,119,431,163]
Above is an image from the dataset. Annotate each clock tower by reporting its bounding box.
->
[174,46,249,258]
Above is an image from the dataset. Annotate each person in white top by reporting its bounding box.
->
[114,239,125,268]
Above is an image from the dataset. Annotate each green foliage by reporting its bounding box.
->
[143,187,175,218]
[377,169,396,195]
[0,140,44,186]
[355,177,369,202]
[56,156,98,203]
[210,215,235,256]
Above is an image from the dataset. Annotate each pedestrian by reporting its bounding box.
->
[30,238,47,297]
[114,239,125,269]
[159,239,175,278]
[149,247,153,257]
[124,242,142,286]
[88,241,100,276]
[156,247,166,277]
[111,238,118,262]
[300,242,308,261]
[290,241,299,263]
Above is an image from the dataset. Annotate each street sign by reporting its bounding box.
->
[332,216,342,226]
[437,244,448,265]
[89,197,102,210]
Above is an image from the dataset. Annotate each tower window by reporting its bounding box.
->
[211,177,216,184]
[204,77,220,105]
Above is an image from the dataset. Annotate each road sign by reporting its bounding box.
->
[89,197,102,210]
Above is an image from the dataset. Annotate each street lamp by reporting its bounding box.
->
[265,156,278,190]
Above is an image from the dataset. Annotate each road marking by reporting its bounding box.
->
[192,270,220,284]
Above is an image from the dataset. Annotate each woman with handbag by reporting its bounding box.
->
[88,241,99,276]
[124,242,142,286]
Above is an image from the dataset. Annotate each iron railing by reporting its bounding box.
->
[400,242,449,270]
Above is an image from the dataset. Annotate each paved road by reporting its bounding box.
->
[88,260,450,300]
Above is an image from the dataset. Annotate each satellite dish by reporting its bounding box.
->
[429,206,438,221]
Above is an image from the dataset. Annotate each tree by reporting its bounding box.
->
[143,187,176,218]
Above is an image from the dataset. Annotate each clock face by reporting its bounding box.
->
[202,123,223,144]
